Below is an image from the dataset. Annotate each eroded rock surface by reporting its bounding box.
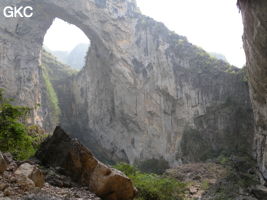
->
[238,0,267,186]
[14,163,44,188]
[36,126,137,200]
[59,14,254,165]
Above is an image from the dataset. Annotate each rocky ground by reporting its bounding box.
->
[0,152,101,200]
[165,157,262,200]
[166,162,228,199]
[0,127,136,200]
[1,150,266,200]
[1,126,266,200]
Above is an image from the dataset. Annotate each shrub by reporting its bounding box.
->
[27,125,48,149]
[114,163,186,200]
[0,89,45,160]
[137,158,170,175]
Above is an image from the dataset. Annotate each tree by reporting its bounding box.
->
[0,89,35,160]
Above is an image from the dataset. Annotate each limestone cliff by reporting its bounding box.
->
[59,15,254,165]
[40,50,77,132]
[238,0,267,185]
[0,0,254,166]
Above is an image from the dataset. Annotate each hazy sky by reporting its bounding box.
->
[44,19,90,52]
[44,0,245,67]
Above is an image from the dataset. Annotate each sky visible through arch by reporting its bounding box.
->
[43,0,245,68]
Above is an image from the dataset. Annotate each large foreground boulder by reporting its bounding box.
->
[36,126,136,200]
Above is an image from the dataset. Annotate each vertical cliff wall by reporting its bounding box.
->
[57,14,254,165]
[239,0,267,184]
[0,0,254,166]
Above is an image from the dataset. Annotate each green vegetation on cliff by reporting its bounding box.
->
[40,49,78,131]
[0,89,46,160]
[114,163,186,200]
[42,50,78,83]
[41,64,60,124]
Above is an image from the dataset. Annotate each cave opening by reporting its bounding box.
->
[43,18,91,71]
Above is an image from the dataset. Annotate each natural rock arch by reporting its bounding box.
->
[0,0,138,131]
[0,0,254,167]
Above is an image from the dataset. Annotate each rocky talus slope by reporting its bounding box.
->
[0,0,254,167]
[0,127,136,200]
[0,152,101,200]
[239,0,267,194]
[166,160,259,200]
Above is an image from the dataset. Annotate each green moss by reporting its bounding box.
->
[41,64,60,123]
[217,155,230,165]
[200,180,210,190]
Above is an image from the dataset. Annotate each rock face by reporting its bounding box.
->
[59,10,254,165]
[238,0,267,185]
[36,126,136,200]
[40,50,78,131]
[0,0,254,166]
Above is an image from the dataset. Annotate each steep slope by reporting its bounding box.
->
[50,43,90,70]
[67,43,90,70]
[41,50,78,84]
[49,50,69,65]
[209,52,228,63]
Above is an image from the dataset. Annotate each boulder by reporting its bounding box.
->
[2,153,17,172]
[36,126,137,200]
[2,153,12,164]
[0,183,8,191]
[14,163,44,188]
[0,152,7,174]
[252,185,267,200]
[14,175,35,191]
